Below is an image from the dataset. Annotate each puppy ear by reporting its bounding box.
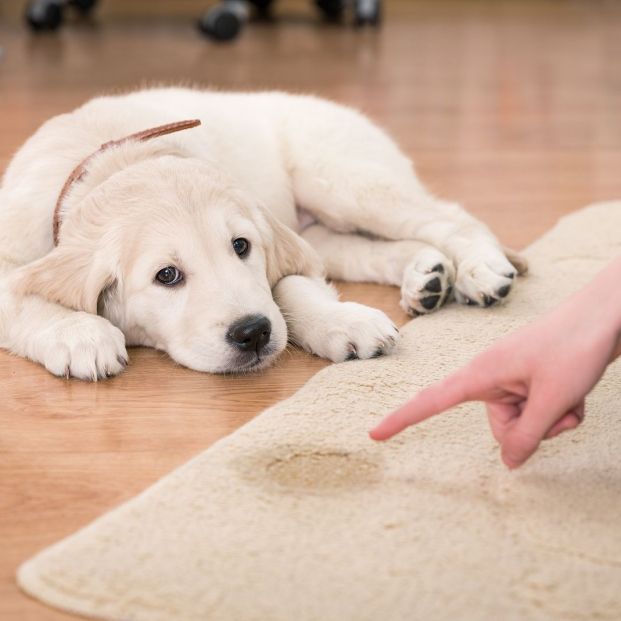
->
[256,205,324,287]
[13,245,116,314]
[503,246,529,276]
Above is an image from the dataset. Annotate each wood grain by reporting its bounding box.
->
[1,1,620,618]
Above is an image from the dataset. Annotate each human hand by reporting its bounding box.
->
[370,259,621,468]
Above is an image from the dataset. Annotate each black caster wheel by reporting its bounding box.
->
[354,0,381,26]
[26,0,98,32]
[198,3,248,41]
[315,0,345,21]
[25,0,64,32]
[249,0,274,16]
[69,0,98,12]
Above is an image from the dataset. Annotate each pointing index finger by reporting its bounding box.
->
[369,367,486,441]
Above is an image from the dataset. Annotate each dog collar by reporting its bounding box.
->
[52,118,202,246]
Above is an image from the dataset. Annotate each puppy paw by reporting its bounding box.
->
[400,251,455,316]
[298,302,399,363]
[454,250,518,307]
[38,313,128,380]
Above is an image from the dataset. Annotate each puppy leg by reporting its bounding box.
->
[294,167,524,308]
[0,271,127,380]
[272,275,399,362]
[302,224,455,316]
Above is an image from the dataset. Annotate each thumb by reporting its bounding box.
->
[500,387,563,469]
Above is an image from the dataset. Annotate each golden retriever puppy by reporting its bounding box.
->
[0,88,525,379]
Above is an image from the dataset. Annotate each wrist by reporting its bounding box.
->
[573,256,621,358]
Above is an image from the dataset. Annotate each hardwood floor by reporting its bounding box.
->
[1,1,620,618]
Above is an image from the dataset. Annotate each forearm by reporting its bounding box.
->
[563,255,621,359]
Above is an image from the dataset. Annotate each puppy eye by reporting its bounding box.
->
[155,266,184,286]
[232,237,250,258]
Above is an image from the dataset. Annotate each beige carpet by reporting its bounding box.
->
[18,203,621,621]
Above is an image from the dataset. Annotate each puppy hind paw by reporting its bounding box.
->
[455,252,519,308]
[400,254,455,316]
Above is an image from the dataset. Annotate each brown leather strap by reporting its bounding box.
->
[52,119,202,245]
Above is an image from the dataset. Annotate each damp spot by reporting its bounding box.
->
[238,447,382,494]
[266,450,380,492]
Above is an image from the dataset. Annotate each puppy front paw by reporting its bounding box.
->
[297,302,400,363]
[37,313,128,380]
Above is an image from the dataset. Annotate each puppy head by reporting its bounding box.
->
[15,151,322,373]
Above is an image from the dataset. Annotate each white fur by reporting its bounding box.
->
[0,87,524,379]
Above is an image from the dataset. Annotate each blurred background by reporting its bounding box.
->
[1,0,620,248]
[2,3,621,619]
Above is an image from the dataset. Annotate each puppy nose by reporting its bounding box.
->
[227,315,272,353]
